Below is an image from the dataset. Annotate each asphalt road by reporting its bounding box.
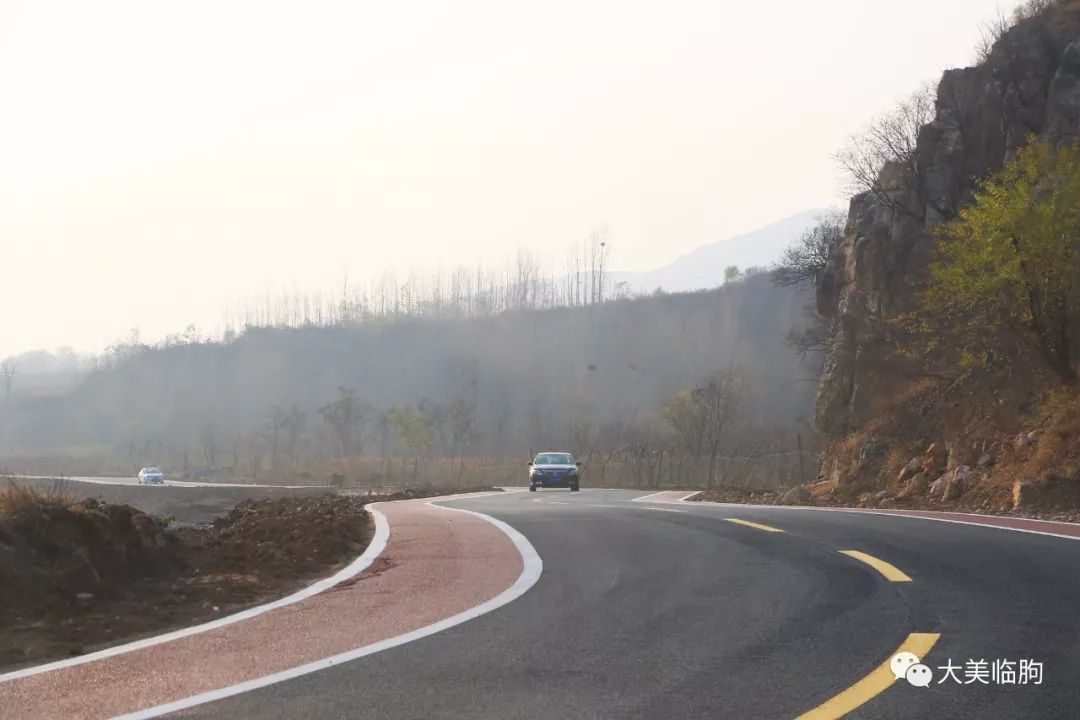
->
[6,475,331,523]
[12,474,326,489]
[175,488,1080,719]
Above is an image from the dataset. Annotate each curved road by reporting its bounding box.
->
[161,488,1080,719]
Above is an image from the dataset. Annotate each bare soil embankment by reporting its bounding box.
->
[0,482,501,671]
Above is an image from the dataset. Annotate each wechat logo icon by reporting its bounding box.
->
[892,651,933,688]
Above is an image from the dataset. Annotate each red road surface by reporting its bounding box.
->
[0,498,523,719]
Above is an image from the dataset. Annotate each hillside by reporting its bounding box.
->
[807,1,1080,516]
[611,210,822,293]
[0,274,821,486]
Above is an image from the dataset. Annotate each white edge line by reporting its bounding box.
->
[647,497,1080,543]
[10,475,333,490]
[629,490,702,504]
[628,490,673,503]
[111,498,542,720]
[0,509,391,684]
[0,490,519,683]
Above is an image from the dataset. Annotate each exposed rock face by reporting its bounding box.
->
[815,7,1080,448]
[782,485,812,505]
[898,472,930,498]
[943,468,970,501]
[922,442,948,477]
[1012,474,1080,508]
[897,456,922,483]
[928,475,949,499]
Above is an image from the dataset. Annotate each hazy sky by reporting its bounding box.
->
[2,0,1022,355]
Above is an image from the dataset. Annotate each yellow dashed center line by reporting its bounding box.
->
[839,550,912,582]
[636,507,685,513]
[725,518,785,533]
[796,632,940,719]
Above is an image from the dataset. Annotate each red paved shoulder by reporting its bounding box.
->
[0,498,523,719]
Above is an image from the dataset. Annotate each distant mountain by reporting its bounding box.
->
[612,209,824,294]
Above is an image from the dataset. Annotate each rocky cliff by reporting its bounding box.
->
[814,1,1080,493]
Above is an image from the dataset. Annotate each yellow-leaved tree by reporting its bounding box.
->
[923,139,1080,381]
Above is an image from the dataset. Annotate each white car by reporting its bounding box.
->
[138,467,165,484]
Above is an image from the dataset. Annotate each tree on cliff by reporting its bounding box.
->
[771,210,846,288]
[923,139,1080,381]
[772,211,847,359]
[835,84,936,218]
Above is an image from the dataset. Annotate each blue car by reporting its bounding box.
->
[528,452,581,492]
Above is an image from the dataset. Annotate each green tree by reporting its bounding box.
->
[388,409,432,456]
[662,370,745,487]
[319,387,370,458]
[923,139,1080,381]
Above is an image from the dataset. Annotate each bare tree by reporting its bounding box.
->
[199,423,219,467]
[283,403,306,469]
[772,211,847,288]
[723,265,743,284]
[267,403,287,471]
[0,359,15,400]
[319,387,370,459]
[567,404,595,459]
[586,227,611,305]
[662,370,745,487]
[247,435,267,480]
[785,308,835,360]
[835,83,936,216]
[448,394,478,465]
[975,6,1011,61]
[698,372,744,488]
[231,433,243,472]
[976,0,1056,61]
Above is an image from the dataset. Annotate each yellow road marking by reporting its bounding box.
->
[796,632,940,720]
[725,518,784,533]
[839,550,912,582]
[636,507,685,513]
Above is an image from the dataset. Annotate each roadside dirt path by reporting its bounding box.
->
[0,497,523,719]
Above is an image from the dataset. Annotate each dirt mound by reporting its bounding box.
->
[180,494,373,580]
[690,487,782,505]
[0,485,178,606]
[0,483,499,670]
[0,484,372,670]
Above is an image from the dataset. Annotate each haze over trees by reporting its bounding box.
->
[0,269,821,489]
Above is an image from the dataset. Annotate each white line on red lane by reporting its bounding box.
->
[113,499,543,720]
[0,511,391,684]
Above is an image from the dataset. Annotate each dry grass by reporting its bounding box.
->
[0,479,78,534]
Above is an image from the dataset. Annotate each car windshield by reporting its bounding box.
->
[534,453,573,465]
[145,468,161,473]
